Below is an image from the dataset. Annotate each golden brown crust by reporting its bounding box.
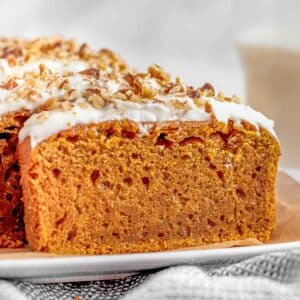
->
[18,120,280,254]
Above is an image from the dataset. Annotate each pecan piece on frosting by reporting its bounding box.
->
[79,68,100,80]
[148,64,170,83]
[1,79,17,90]
[199,82,215,97]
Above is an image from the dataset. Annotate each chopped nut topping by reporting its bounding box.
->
[61,101,73,111]
[114,91,129,101]
[0,37,130,72]
[215,91,228,102]
[39,63,47,74]
[36,112,48,122]
[59,79,70,90]
[141,85,157,98]
[38,97,59,111]
[199,82,215,97]
[64,89,79,102]
[0,37,245,124]
[204,102,212,113]
[123,73,136,86]
[99,88,110,101]
[79,68,100,79]
[87,94,105,109]
[231,94,241,104]
[148,64,170,83]
[78,43,89,59]
[193,98,203,108]
[79,101,89,109]
[187,87,200,99]
[1,79,17,90]
[171,99,188,110]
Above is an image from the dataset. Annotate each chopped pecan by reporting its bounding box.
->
[148,64,170,83]
[1,79,17,90]
[79,68,100,80]
[199,82,215,96]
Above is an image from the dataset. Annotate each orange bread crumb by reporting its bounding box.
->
[0,36,129,247]
[18,120,280,254]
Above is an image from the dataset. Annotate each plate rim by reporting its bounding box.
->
[0,240,299,281]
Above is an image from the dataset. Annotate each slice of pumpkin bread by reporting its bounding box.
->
[0,37,128,247]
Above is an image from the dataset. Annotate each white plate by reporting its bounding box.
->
[0,241,299,283]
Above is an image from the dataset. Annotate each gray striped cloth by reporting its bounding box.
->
[0,250,299,300]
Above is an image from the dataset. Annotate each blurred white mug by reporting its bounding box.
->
[238,28,300,168]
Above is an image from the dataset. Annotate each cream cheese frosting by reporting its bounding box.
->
[205,98,275,135]
[19,95,276,148]
[0,70,79,115]
[0,61,112,115]
[0,58,89,84]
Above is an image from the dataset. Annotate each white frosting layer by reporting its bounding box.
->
[0,79,57,115]
[0,59,89,80]
[19,96,276,148]
[0,60,12,82]
[0,62,99,115]
[205,98,275,135]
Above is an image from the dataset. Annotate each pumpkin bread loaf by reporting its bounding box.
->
[0,37,128,247]
[17,66,280,254]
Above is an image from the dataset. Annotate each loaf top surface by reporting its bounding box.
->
[0,37,276,147]
[0,36,127,73]
[0,37,128,114]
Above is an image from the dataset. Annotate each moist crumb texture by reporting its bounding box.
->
[18,120,280,254]
[0,111,30,247]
